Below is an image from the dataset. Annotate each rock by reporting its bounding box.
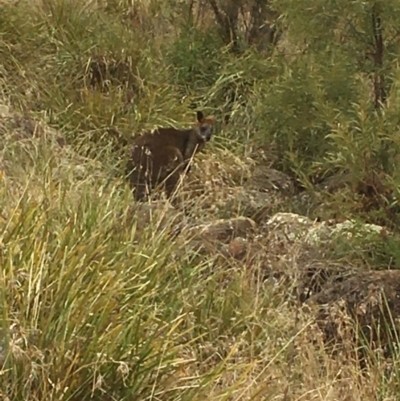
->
[227,237,248,259]
[255,213,390,301]
[265,212,387,248]
[188,217,257,243]
[245,166,295,196]
[183,217,257,256]
[330,219,386,239]
[293,254,361,302]
[181,212,385,302]
[265,212,330,247]
[308,269,400,356]
[234,189,276,223]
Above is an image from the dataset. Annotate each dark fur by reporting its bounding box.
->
[126,111,215,201]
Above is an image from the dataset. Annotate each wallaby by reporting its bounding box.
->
[126,111,215,201]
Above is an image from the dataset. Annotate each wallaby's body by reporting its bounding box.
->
[126,111,215,201]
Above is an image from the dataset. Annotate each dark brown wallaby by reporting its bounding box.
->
[126,111,215,201]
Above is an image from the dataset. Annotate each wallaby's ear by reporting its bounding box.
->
[196,111,205,123]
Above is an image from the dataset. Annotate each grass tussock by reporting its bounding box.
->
[2,0,400,399]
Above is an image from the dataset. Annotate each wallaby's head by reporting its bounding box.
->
[195,111,215,142]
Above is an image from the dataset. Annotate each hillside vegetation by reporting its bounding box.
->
[2,0,400,400]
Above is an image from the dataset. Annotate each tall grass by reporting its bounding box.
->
[1,0,400,399]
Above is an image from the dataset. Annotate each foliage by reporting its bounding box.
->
[2,0,400,399]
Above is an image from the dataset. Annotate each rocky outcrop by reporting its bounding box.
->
[176,209,399,356]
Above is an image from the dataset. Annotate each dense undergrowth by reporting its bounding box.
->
[2,0,400,399]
